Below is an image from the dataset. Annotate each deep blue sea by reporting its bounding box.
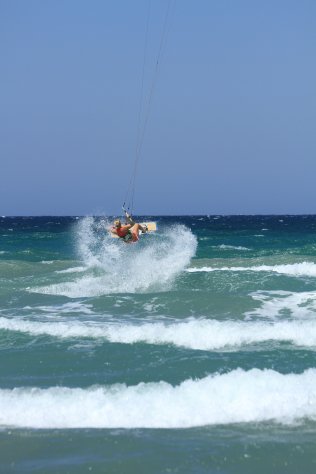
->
[1,215,316,473]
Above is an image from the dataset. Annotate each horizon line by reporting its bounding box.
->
[2,214,316,218]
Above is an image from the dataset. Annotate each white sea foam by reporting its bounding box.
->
[32,217,197,297]
[187,262,316,278]
[2,316,316,350]
[217,245,250,251]
[35,302,94,315]
[247,290,316,319]
[1,369,316,428]
[55,266,86,274]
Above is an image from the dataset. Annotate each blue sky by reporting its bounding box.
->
[1,0,315,215]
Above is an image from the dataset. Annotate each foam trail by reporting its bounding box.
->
[187,262,316,277]
[32,218,197,297]
[1,369,316,428]
[2,317,316,350]
[34,302,94,315]
[247,290,316,319]
[56,266,86,274]
[216,245,250,251]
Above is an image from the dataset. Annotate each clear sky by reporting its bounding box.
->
[1,0,315,215]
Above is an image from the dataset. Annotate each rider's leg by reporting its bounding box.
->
[130,223,140,242]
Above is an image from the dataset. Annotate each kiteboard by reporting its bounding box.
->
[111,222,157,238]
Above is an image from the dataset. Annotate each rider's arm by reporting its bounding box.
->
[125,212,135,226]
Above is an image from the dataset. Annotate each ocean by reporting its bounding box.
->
[1,215,316,473]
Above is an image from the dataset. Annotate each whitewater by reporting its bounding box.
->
[2,369,316,429]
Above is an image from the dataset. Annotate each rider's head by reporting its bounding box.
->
[114,219,121,228]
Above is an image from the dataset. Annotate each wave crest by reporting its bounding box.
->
[2,316,316,350]
[2,369,316,428]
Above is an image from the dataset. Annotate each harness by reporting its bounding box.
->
[121,231,133,242]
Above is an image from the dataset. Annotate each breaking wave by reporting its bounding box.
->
[2,316,316,350]
[1,369,316,428]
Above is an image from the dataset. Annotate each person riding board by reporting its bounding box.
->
[111,211,148,243]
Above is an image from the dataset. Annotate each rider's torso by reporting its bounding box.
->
[116,227,129,238]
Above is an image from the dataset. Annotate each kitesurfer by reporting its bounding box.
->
[111,211,148,243]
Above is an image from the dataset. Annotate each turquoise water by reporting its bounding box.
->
[1,215,316,473]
